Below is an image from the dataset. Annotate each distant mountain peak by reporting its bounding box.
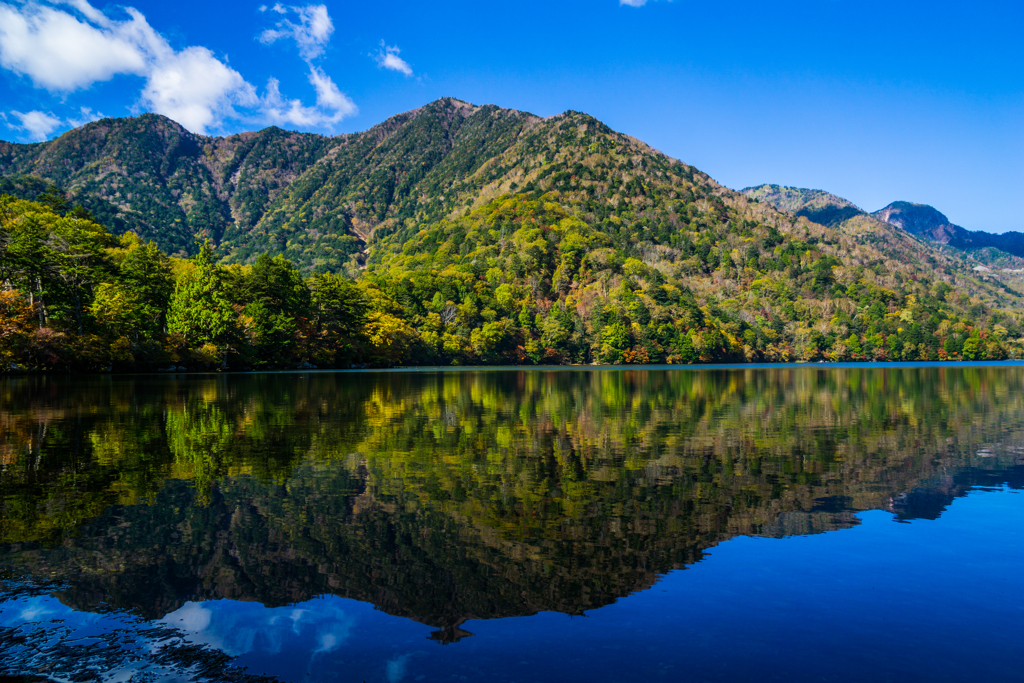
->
[741,184,865,227]
[872,201,951,234]
[871,201,1024,262]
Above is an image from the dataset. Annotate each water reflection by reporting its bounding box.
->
[1,367,1023,679]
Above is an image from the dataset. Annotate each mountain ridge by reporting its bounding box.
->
[743,184,1024,269]
[3,99,1024,370]
[872,200,1024,261]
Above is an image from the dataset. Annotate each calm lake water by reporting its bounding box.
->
[0,365,1021,682]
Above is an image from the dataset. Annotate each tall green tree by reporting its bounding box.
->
[167,242,237,358]
[309,272,370,365]
[236,254,311,366]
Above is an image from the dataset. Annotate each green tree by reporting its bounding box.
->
[167,242,237,358]
[309,273,370,366]
[600,322,629,364]
[108,233,173,340]
[961,333,982,361]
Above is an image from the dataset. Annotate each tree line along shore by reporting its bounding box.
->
[0,190,1018,374]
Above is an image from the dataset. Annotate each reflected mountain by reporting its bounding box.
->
[1,367,1023,640]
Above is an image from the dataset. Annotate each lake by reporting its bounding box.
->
[0,365,1021,682]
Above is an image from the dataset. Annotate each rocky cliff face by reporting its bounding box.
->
[873,201,953,238]
[873,201,1024,261]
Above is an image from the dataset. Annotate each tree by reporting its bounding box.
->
[676,332,697,363]
[167,242,237,359]
[0,289,34,367]
[309,273,370,366]
[470,321,510,364]
[961,333,982,361]
[89,283,144,339]
[600,322,629,364]
[111,233,173,339]
[239,254,311,318]
[45,214,113,334]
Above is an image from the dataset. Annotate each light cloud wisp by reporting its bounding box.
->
[258,3,333,61]
[256,3,357,128]
[374,42,412,76]
[6,109,62,141]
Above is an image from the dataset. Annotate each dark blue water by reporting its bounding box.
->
[1,367,1022,682]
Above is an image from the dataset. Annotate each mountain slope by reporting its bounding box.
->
[3,101,1024,367]
[0,115,332,256]
[0,99,541,265]
[743,184,1024,299]
[873,201,1024,261]
[218,100,542,271]
[742,184,866,227]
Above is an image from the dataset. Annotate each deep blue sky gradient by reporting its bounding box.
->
[1,0,1021,232]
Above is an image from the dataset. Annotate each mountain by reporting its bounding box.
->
[0,115,331,257]
[741,184,865,227]
[744,184,1024,290]
[873,201,1024,261]
[4,100,1024,368]
[0,100,541,267]
[741,185,1024,268]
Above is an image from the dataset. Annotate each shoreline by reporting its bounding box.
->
[4,359,1024,378]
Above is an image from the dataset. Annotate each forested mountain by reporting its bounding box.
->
[873,201,1024,262]
[0,116,330,256]
[3,99,1024,370]
[0,100,541,268]
[740,184,865,228]
[744,184,1024,273]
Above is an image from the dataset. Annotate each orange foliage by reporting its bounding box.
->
[0,289,36,367]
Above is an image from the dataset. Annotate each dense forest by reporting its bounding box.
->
[0,187,1022,371]
[3,99,1024,371]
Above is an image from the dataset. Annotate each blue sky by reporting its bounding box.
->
[0,0,1021,232]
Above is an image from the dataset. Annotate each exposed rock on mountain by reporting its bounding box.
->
[742,184,865,227]
[873,201,1024,261]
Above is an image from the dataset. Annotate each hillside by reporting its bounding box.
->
[742,185,1024,272]
[0,116,331,256]
[744,184,1024,293]
[873,201,1024,261]
[741,184,865,227]
[2,100,1024,369]
[0,100,541,267]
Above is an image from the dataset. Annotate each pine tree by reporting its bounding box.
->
[167,242,237,356]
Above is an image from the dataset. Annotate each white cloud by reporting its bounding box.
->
[308,65,356,115]
[260,66,356,128]
[374,42,412,76]
[142,46,257,134]
[6,109,62,141]
[160,598,355,660]
[67,106,104,127]
[259,4,333,62]
[0,1,356,134]
[385,654,412,683]
[0,2,148,91]
[620,0,649,5]
[254,3,356,130]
